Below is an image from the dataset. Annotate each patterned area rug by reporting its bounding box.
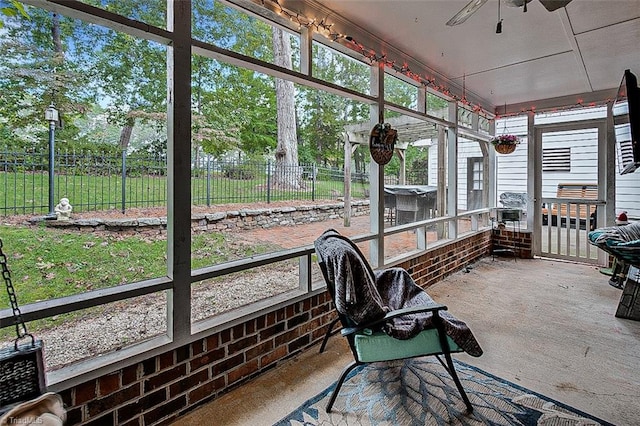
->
[275,358,613,426]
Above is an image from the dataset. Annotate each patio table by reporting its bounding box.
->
[384,185,438,225]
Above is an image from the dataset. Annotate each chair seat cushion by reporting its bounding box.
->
[353,328,462,363]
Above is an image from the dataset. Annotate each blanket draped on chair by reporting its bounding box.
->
[316,229,483,357]
[588,221,640,266]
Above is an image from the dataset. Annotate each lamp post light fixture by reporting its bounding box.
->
[45,104,58,219]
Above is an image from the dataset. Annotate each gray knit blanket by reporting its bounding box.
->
[314,229,483,357]
[589,221,640,246]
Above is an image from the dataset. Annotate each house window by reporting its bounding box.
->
[473,161,483,190]
[542,147,571,172]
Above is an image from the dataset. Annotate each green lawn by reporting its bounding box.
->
[0,225,279,309]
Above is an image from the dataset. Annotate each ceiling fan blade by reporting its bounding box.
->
[446,0,489,26]
[538,0,573,12]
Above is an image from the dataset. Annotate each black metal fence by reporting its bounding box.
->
[0,149,373,216]
[383,170,429,186]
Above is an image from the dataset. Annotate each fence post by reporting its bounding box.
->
[267,160,272,204]
[47,115,56,218]
[121,150,126,214]
[206,155,211,206]
[312,163,316,201]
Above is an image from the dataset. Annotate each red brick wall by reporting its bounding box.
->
[491,228,533,259]
[56,231,493,425]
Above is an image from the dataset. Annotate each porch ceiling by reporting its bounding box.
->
[301,0,640,115]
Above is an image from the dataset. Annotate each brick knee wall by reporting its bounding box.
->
[57,231,493,425]
[491,228,533,259]
[59,294,336,425]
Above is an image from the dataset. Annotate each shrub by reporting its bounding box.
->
[223,163,256,180]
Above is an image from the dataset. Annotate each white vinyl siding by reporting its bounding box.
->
[495,116,528,198]
[429,108,640,219]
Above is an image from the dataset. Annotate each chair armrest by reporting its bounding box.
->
[341,302,448,336]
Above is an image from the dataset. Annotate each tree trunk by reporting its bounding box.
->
[271,27,301,189]
[50,13,65,102]
[52,13,64,56]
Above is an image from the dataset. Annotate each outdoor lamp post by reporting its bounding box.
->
[45,104,58,218]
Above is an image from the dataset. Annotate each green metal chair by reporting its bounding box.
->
[314,229,479,414]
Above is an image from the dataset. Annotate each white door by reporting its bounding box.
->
[531,119,609,265]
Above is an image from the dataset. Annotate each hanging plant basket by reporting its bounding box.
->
[491,134,520,155]
[494,143,517,154]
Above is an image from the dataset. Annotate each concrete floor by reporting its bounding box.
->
[177,256,640,426]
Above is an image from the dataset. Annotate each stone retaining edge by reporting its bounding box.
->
[32,200,370,233]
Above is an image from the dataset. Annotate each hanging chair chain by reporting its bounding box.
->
[0,239,29,340]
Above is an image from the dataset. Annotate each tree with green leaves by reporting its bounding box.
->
[297,43,370,170]
[0,0,27,28]
[0,0,378,174]
[0,4,95,151]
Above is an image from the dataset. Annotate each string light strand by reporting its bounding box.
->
[257,0,487,115]
[257,0,607,119]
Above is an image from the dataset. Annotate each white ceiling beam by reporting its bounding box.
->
[499,87,617,116]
